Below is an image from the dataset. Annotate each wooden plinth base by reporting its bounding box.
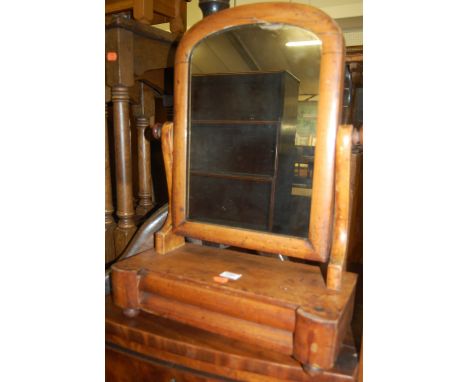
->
[106,295,359,381]
[111,244,357,371]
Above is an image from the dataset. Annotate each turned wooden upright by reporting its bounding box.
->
[105,86,117,263]
[112,85,137,255]
[105,16,136,257]
[133,83,155,218]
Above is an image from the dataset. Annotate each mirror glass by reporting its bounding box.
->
[187,24,321,238]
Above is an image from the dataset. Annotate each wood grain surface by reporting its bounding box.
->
[112,244,357,369]
[106,295,359,381]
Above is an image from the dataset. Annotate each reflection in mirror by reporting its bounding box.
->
[187,24,321,238]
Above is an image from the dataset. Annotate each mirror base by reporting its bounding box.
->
[112,243,357,370]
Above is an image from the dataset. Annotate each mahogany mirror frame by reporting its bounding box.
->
[171,2,345,262]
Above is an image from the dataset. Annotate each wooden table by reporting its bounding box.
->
[106,295,358,381]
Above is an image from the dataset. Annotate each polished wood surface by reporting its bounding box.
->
[345,46,363,64]
[106,295,359,381]
[106,14,177,83]
[112,244,357,370]
[169,0,189,37]
[133,0,154,25]
[107,347,222,381]
[106,25,135,88]
[161,122,175,220]
[348,146,362,267]
[172,3,345,262]
[106,0,189,35]
[155,122,185,254]
[132,82,157,221]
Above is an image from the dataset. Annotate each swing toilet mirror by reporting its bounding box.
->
[171,3,345,262]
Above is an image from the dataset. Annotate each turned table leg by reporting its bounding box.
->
[135,116,154,217]
[112,85,137,256]
[105,104,117,263]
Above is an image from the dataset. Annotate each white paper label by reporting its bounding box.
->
[219,271,242,280]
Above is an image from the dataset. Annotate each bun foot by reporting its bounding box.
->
[123,308,140,318]
[303,363,323,377]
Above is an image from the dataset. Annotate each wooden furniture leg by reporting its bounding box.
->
[105,103,117,263]
[135,115,154,217]
[112,85,137,256]
[170,0,188,37]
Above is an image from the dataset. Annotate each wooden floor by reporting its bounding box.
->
[106,295,359,381]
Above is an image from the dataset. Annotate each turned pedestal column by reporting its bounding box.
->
[112,85,137,256]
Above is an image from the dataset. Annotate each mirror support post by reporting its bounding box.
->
[327,124,353,290]
[155,122,185,255]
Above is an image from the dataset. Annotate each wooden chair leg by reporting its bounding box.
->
[112,85,137,256]
[170,0,188,37]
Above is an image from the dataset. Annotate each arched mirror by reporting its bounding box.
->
[188,24,321,238]
[172,4,344,261]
